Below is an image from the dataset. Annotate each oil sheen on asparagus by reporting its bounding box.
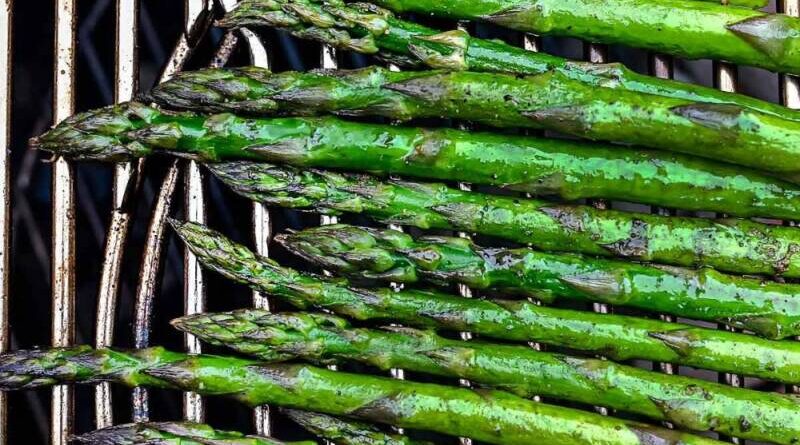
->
[32,102,800,219]
[218,0,789,121]
[172,220,800,378]
[282,409,433,445]
[0,346,724,445]
[146,66,800,180]
[365,0,800,74]
[175,310,800,444]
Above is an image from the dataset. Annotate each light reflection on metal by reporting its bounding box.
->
[0,1,10,443]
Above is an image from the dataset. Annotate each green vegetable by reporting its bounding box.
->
[171,220,800,379]
[33,102,800,219]
[283,409,433,445]
[210,162,800,278]
[146,66,800,181]
[218,0,785,120]
[366,0,800,74]
[174,310,800,444]
[73,422,315,445]
[278,224,800,339]
[0,346,723,445]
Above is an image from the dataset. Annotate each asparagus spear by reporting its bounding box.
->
[73,422,315,445]
[366,0,800,74]
[175,310,800,444]
[172,219,800,373]
[33,103,800,220]
[278,224,800,339]
[0,346,723,445]
[210,162,800,278]
[283,409,433,445]
[218,0,785,119]
[146,66,800,181]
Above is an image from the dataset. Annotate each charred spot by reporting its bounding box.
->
[540,205,585,232]
[601,219,649,258]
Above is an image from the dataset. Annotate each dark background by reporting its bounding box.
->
[5,1,786,444]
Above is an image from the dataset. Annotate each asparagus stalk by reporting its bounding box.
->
[210,162,800,278]
[0,346,723,445]
[146,66,800,181]
[218,0,785,119]
[33,103,800,220]
[73,422,315,445]
[175,310,800,444]
[283,409,433,445]
[172,220,800,375]
[366,0,800,74]
[278,224,800,339]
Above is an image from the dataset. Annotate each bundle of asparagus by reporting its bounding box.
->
[16,1,800,443]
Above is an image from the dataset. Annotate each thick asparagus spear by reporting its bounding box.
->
[278,224,800,339]
[218,0,785,119]
[146,66,800,180]
[175,310,800,444]
[283,409,433,445]
[172,219,800,374]
[210,162,800,278]
[73,422,315,445]
[33,103,800,220]
[366,0,800,74]
[0,346,723,445]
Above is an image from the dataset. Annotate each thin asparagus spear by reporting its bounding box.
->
[32,102,800,219]
[175,310,800,444]
[218,0,785,119]
[146,66,800,181]
[283,409,433,445]
[277,224,800,339]
[0,346,723,445]
[366,0,800,74]
[172,220,800,366]
[73,422,316,445]
[209,162,800,278]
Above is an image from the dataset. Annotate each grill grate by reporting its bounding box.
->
[1,0,799,444]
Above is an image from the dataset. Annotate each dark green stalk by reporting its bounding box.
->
[278,224,800,339]
[175,310,800,444]
[33,102,800,219]
[146,66,800,181]
[208,162,800,278]
[171,220,800,376]
[366,0,800,74]
[217,0,785,119]
[283,409,433,445]
[0,346,723,445]
[73,422,314,445]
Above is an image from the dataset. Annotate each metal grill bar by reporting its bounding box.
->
[51,0,77,443]
[0,1,10,443]
[94,0,139,429]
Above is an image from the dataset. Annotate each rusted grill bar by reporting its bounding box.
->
[51,0,77,443]
[94,0,139,429]
[0,1,10,444]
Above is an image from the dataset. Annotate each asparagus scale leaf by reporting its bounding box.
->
[73,422,315,445]
[146,66,800,180]
[366,0,800,74]
[33,102,800,220]
[209,162,800,278]
[171,220,800,381]
[0,346,724,445]
[283,409,433,445]
[278,224,800,339]
[175,310,800,444]
[218,0,786,121]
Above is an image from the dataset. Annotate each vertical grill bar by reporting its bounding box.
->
[0,1,10,443]
[714,56,743,444]
[51,1,77,444]
[648,53,678,385]
[95,0,139,429]
[584,41,611,418]
[132,0,213,421]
